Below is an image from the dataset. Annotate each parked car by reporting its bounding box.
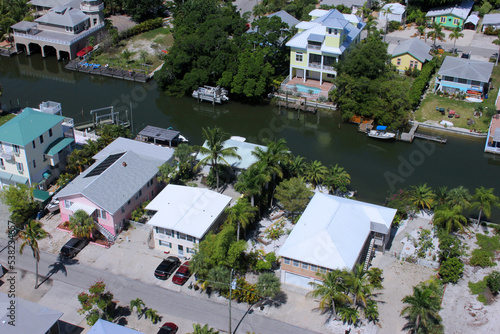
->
[60,238,89,258]
[172,261,191,285]
[154,256,181,280]
[157,322,178,334]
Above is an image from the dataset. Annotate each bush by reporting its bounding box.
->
[439,257,464,283]
[388,20,401,32]
[470,249,495,268]
[112,18,163,46]
[486,271,500,294]
[224,278,260,304]
[409,59,438,109]
[479,2,492,17]
[483,26,498,35]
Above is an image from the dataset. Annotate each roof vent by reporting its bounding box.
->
[122,162,127,167]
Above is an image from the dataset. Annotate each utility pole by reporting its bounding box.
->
[228,269,236,334]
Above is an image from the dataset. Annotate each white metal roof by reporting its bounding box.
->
[196,139,266,170]
[381,3,406,15]
[146,185,231,238]
[278,193,396,271]
[425,0,474,20]
[482,13,500,25]
[68,202,96,215]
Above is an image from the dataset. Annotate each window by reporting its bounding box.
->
[64,200,73,209]
[458,78,468,84]
[39,134,44,144]
[310,265,318,272]
[443,76,454,82]
[49,129,53,137]
[16,162,23,172]
[301,262,309,270]
[327,27,333,34]
[334,29,338,35]
[0,158,4,168]
[127,199,131,205]
[292,260,299,267]
[319,267,327,274]
[13,145,20,154]
[121,206,125,213]
[99,209,106,219]
[284,258,290,265]
[326,73,335,79]
[409,60,414,68]
[32,159,36,168]
[186,235,195,242]
[178,232,187,240]
[295,52,303,62]
[440,17,446,23]
[159,240,172,248]
[471,80,481,86]
[396,58,401,66]
[453,18,459,25]
[414,61,419,68]
[32,141,36,149]
[187,247,196,254]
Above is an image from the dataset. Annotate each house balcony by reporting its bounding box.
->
[373,236,384,246]
[80,3,105,11]
[308,62,335,72]
[0,150,14,161]
[307,44,321,50]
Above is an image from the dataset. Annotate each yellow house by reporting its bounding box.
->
[390,38,432,73]
[285,9,365,86]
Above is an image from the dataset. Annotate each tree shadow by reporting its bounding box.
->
[37,255,78,288]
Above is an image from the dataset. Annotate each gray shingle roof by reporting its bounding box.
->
[35,6,89,27]
[266,10,300,28]
[438,56,494,83]
[483,13,500,25]
[425,0,474,20]
[10,21,37,31]
[56,149,168,214]
[391,38,432,63]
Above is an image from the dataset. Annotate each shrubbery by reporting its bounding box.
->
[439,257,464,283]
[409,58,439,109]
[486,271,500,294]
[470,249,495,268]
[110,18,163,46]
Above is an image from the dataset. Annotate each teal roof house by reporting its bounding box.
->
[0,101,75,190]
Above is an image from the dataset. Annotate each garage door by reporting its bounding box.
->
[284,272,312,289]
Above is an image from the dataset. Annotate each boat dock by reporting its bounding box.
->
[276,100,318,113]
[400,122,447,144]
[64,60,149,82]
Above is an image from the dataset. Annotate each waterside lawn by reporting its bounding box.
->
[0,113,16,125]
[414,64,500,133]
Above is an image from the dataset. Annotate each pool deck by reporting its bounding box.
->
[283,77,333,98]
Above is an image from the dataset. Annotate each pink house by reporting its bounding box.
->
[55,138,174,242]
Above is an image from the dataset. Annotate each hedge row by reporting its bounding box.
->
[111,18,163,45]
[409,57,441,109]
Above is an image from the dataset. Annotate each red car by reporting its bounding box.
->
[172,261,191,285]
[157,322,178,334]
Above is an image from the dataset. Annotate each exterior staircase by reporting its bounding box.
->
[363,238,376,271]
[94,220,116,245]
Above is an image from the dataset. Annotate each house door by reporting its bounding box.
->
[296,69,304,78]
[178,245,184,256]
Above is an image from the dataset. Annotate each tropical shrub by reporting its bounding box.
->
[409,59,438,109]
[486,271,500,294]
[113,18,163,45]
[470,249,494,268]
[439,257,464,283]
[224,278,260,304]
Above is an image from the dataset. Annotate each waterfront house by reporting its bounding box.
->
[482,13,500,32]
[278,193,396,289]
[425,1,474,30]
[11,0,105,59]
[196,138,267,172]
[55,137,174,242]
[0,102,75,190]
[282,9,365,96]
[146,184,231,257]
[485,114,500,155]
[0,292,63,334]
[435,56,494,96]
[389,38,432,73]
[379,3,406,24]
[319,0,370,15]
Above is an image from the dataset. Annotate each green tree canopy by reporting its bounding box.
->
[0,183,39,230]
[274,177,312,216]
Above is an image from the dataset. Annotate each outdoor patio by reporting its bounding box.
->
[280,77,334,100]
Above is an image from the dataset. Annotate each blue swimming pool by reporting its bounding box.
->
[294,84,322,95]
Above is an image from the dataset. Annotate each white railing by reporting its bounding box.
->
[14,32,71,45]
[80,3,104,11]
[323,65,334,71]
[307,44,321,50]
[69,22,104,44]
[308,62,321,69]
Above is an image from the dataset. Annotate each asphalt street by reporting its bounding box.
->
[0,238,319,334]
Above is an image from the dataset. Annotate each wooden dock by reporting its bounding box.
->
[276,100,317,113]
[64,60,148,82]
[400,121,447,144]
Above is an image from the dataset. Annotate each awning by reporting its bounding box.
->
[493,128,500,142]
[10,174,29,184]
[33,189,51,202]
[1,153,13,160]
[376,125,387,131]
[44,137,74,156]
[43,170,52,179]
[69,202,97,215]
[308,34,324,42]
[0,170,12,182]
[77,46,93,57]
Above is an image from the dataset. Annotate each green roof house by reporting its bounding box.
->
[426,1,474,30]
[0,101,75,190]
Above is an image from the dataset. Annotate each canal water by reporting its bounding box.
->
[1,55,498,212]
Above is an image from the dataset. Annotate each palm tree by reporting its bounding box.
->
[364,299,379,323]
[190,323,220,334]
[416,25,426,41]
[256,272,281,298]
[365,16,378,37]
[338,306,359,325]
[326,164,351,193]
[304,160,328,190]
[234,164,270,207]
[19,220,51,289]
[67,149,88,174]
[144,308,160,324]
[400,285,442,333]
[196,127,241,191]
[449,27,464,54]
[367,267,384,290]
[446,186,471,210]
[288,155,306,178]
[410,183,435,211]
[345,264,373,309]
[427,22,446,49]
[69,209,95,239]
[433,206,468,234]
[381,5,394,42]
[308,270,351,320]
[471,187,500,229]
[435,186,449,208]
[225,198,257,241]
[130,298,145,319]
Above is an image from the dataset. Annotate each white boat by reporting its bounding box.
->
[45,198,60,213]
[367,126,395,140]
[192,85,229,104]
[178,135,189,143]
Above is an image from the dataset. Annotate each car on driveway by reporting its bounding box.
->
[60,238,89,258]
[154,256,181,280]
[172,261,191,285]
[157,322,178,334]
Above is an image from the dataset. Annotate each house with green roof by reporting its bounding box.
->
[0,101,75,190]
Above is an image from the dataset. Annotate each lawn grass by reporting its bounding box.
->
[468,278,489,304]
[414,61,500,133]
[0,113,16,125]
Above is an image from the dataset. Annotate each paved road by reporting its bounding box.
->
[0,238,319,334]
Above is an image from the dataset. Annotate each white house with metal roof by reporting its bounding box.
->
[285,9,365,86]
[146,184,232,257]
[0,102,75,190]
[11,0,105,59]
[379,3,406,23]
[55,138,174,242]
[482,13,500,32]
[389,38,432,73]
[319,0,370,14]
[278,193,396,289]
[435,56,494,96]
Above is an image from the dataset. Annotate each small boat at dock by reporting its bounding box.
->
[367,126,396,140]
[192,86,229,104]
